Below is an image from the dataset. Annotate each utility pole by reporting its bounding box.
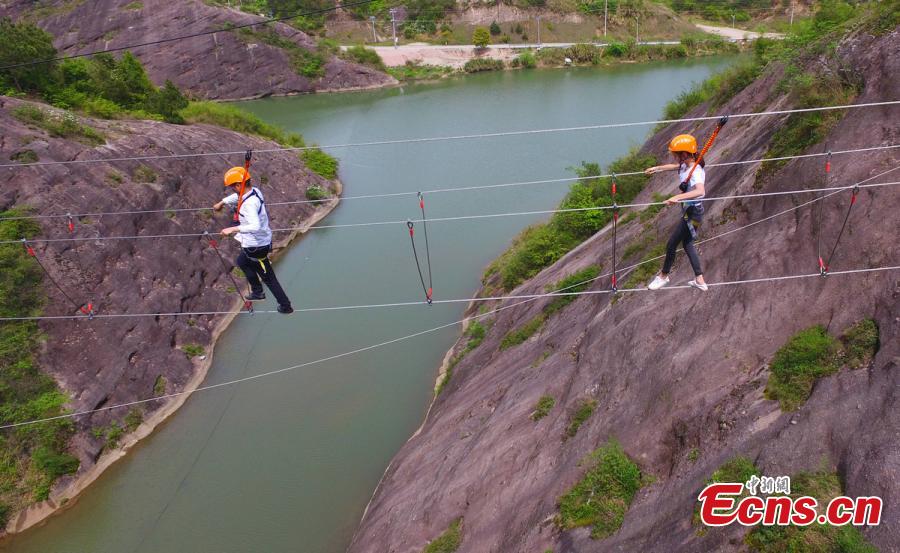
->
[732,13,735,29]
[603,0,608,36]
[789,2,794,28]
[369,16,377,43]
[536,16,541,47]
[389,8,398,48]
[635,14,639,44]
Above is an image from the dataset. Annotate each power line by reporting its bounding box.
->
[4,165,898,321]
[2,177,897,246]
[2,143,896,223]
[0,0,391,71]
[2,101,898,170]
[1,263,894,429]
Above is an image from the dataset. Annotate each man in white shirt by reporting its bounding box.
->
[213,167,294,314]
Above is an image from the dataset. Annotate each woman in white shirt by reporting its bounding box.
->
[213,167,294,313]
[643,134,709,292]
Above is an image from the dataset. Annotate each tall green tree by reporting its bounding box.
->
[0,18,58,93]
[146,80,188,123]
[473,27,491,49]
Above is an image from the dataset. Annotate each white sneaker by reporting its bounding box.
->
[648,275,669,290]
[688,279,708,291]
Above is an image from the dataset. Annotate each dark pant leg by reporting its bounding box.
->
[255,256,292,308]
[236,249,264,295]
[244,245,292,308]
[662,221,687,274]
[682,229,703,276]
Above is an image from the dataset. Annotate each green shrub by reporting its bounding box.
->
[512,51,536,69]
[535,47,566,66]
[305,185,329,202]
[10,150,38,164]
[132,165,157,183]
[153,375,167,396]
[105,423,124,449]
[531,395,555,421]
[423,518,462,553]
[661,60,762,123]
[746,469,877,552]
[564,399,596,438]
[758,70,858,180]
[12,105,105,145]
[710,456,758,485]
[463,58,504,73]
[557,440,642,539]
[765,326,839,411]
[301,148,338,179]
[565,43,601,64]
[605,41,628,58]
[544,266,601,315]
[182,344,205,359]
[342,45,386,71]
[32,445,79,479]
[489,151,654,292]
[386,61,455,82]
[500,314,546,350]
[124,409,143,431]
[489,21,501,35]
[236,27,326,79]
[181,101,305,147]
[839,319,878,369]
[472,27,490,49]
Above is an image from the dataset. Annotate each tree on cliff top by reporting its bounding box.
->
[0,18,57,93]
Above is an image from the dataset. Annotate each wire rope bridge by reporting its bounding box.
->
[0,102,898,429]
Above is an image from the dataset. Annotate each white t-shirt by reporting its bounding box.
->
[221,187,272,248]
[679,162,705,208]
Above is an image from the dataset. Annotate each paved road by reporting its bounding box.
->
[695,23,785,40]
[351,41,681,68]
[349,25,783,68]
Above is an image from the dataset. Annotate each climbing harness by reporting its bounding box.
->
[406,193,435,304]
[203,232,253,314]
[679,116,728,240]
[610,173,619,293]
[234,150,253,223]
[20,238,94,319]
[681,115,728,192]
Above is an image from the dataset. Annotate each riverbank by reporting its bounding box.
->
[3,179,343,538]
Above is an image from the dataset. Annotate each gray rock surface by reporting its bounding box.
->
[0,96,336,474]
[349,28,900,553]
[0,0,396,98]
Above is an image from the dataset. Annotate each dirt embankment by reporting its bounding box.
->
[0,96,341,533]
[349,27,900,553]
[0,0,396,99]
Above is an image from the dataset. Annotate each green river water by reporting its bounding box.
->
[2,58,733,553]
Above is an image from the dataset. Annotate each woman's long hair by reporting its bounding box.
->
[677,151,705,169]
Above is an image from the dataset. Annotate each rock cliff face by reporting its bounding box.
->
[349,27,899,553]
[0,0,396,99]
[0,96,338,529]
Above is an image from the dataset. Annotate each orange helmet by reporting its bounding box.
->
[224,167,250,187]
[668,134,697,154]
